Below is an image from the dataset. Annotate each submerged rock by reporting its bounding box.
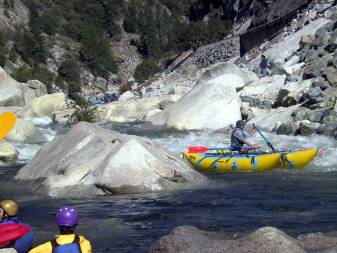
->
[15,122,208,197]
[0,140,18,162]
[5,118,46,144]
[149,226,306,253]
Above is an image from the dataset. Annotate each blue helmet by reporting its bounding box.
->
[236,120,245,128]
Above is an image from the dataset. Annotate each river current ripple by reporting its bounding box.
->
[1,123,337,252]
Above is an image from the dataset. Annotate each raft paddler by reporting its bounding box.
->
[29,206,91,253]
[230,120,259,152]
[0,200,34,253]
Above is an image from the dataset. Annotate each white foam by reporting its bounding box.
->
[25,116,53,127]
[39,127,57,142]
[153,130,337,171]
[14,143,42,161]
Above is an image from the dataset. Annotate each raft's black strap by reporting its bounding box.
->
[250,156,255,165]
[208,157,224,169]
[281,153,295,169]
[51,234,82,253]
[51,238,59,253]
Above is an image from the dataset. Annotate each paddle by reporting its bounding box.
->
[253,125,276,152]
[188,146,260,153]
[188,146,230,153]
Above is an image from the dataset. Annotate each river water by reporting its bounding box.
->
[1,121,337,252]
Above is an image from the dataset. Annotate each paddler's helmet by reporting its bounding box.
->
[56,206,78,227]
[236,120,246,128]
[0,200,18,217]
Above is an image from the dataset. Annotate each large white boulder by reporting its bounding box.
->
[147,64,248,130]
[0,140,18,162]
[102,95,181,122]
[0,67,47,106]
[248,105,300,132]
[17,93,67,118]
[200,62,258,89]
[5,118,47,144]
[239,75,286,102]
[15,122,208,197]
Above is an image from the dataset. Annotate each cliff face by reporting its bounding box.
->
[0,0,29,38]
[191,0,309,28]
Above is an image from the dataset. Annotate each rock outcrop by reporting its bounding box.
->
[17,93,67,118]
[192,37,241,66]
[0,140,18,162]
[150,226,306,253]
[5,118,46,144]
[147,62,257,130]
[101,95,181,122]
[0,67,47,106]
[15,122,208,197]
[239,75,286,105]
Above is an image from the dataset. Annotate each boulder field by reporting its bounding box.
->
[15,122,208,197]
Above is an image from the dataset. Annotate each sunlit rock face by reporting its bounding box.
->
[15,122,208,197]
[147,62,257,130]
[0,67,47,107]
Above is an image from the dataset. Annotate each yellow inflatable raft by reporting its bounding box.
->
[183,148,318,173]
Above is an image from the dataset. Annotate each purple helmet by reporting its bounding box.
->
[56,206,78,227]
[236,120,246,128]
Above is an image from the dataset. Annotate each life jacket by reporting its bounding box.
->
[0,218,33,253]
[230,128,245,150]
[50,234,82,253]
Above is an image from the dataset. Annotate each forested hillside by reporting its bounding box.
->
[0,0,307,98]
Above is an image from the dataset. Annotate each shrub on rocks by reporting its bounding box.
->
[134,59,159,83]
[70,97,97,124]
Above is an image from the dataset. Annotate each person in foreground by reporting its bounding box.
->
[0,200,33,253]
[29,206,91,253]
[231,120,259,152]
